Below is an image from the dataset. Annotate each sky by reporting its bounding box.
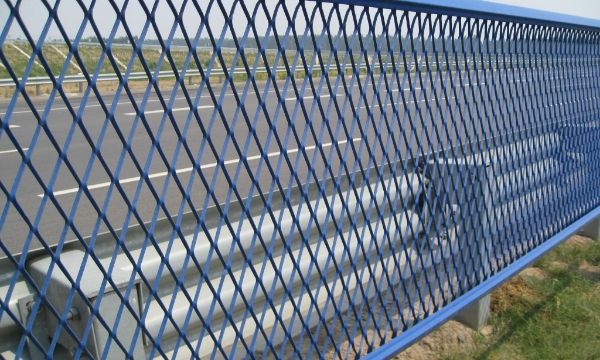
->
[489,0,600,20]
[1,0,599,41]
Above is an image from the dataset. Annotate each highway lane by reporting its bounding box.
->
[0,63,594,255]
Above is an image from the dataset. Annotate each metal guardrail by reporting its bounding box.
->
[1,0,600,359]
[0,57,583,88]
[0,68,285,96]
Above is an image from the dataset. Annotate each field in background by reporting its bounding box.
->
[0,42,344,98]
[1,42,236,78]
[0,41,477,99]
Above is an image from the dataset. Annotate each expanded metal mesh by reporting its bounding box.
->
[0,0,599,358]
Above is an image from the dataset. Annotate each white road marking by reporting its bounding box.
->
[0,147,28,155]
[3,74,567,121]
[359,96,456,109]
[1,74,549,116]
[123,82,488,117]
[1,90,279,116]
[124,94,344,116]
[127,103,215,115]
[8,124,20,128]
[1,95,202,116]
[129,81,484,116]
[38,137,362,198]
[9,78,491,117]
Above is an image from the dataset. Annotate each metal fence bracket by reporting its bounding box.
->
[425,155,494,290]
[25,250,145,359]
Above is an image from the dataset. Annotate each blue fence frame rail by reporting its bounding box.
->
[0,0,599,358]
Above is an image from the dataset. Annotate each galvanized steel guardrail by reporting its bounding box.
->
[0,56,570,88]
[1,0,600,359]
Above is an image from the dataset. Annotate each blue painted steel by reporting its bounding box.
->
[0,0,599,359]
[328,0,600,29]
[365,203,600,359]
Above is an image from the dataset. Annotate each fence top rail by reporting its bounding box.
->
[323,0,600,30]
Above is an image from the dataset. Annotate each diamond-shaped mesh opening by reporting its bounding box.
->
[1,0,600,359]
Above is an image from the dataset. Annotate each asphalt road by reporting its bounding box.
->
[0,64,585,255]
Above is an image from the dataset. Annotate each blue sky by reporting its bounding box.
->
[1,0,599,41]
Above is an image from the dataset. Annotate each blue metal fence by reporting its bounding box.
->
[0,0,599,358]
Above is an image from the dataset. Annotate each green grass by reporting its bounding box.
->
[0,41,507,99]
[2,41,489,82]
[0,42,307,80]
[0,42,367,97]
[445,237,600,360]
[1,42,213,78]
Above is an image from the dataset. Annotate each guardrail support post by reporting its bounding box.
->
[581,217,600,241]
[22,250,145,359]
[454,294,491,330]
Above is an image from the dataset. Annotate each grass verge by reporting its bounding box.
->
[453,235,600,360]
[397,234,600,360]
